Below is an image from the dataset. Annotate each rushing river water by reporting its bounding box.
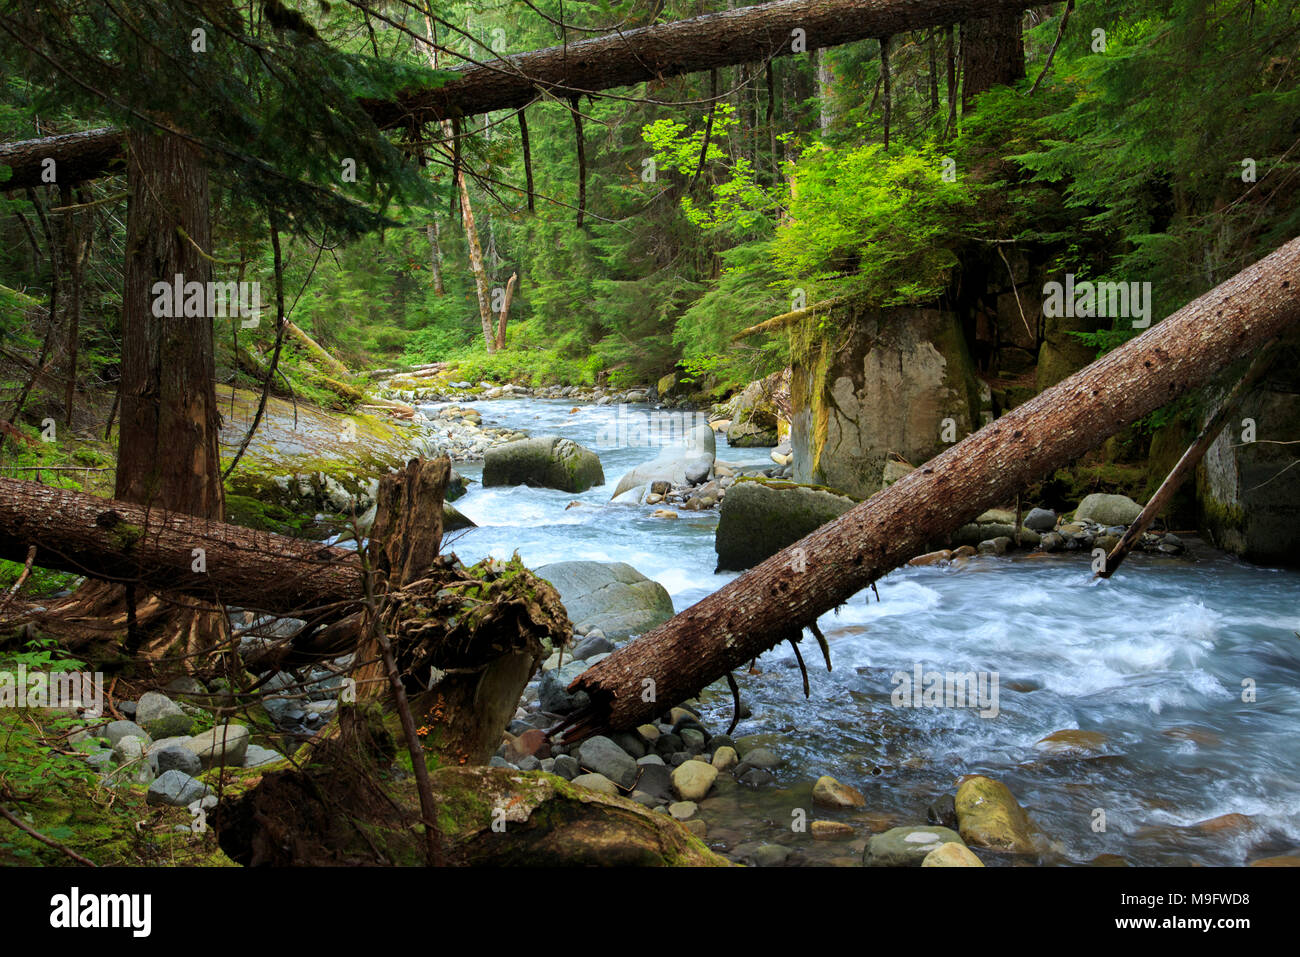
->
[426,397,1300,866]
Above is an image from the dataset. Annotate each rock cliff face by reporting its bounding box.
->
[1196,335,1300,566]
[789,303,981,499]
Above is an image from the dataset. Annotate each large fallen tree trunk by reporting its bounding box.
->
[0,0,1037,191]
[0,477,365,616]
[556,236,1300,741]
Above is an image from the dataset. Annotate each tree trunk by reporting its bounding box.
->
[458,165,495,353]
[555,236,1300,740]
[117,129,223,520]
[1,0,1043,190]
[960,10,1026,110]
[495,272,517,351]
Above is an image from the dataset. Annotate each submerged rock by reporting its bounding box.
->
[864,826,965,867]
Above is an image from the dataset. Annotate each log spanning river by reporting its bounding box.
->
[428,396,1300,866]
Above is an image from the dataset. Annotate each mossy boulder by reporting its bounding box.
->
[1196,340,1300,566]
[714,477,856,572]
[724,372,786,448]
[222,387,425,524]
[790,303,980,498]
[955,775,1041,855]
[483,435,604,493]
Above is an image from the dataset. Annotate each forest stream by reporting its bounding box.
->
[429,396,1300,867]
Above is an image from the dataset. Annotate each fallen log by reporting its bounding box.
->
[557,236,1300,741]
[0,0,1038,190]
[0,477,364,615]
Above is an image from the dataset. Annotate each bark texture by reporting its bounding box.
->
[116,129,224,520]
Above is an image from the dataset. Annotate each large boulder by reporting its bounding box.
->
[724,372,786,448]
[1074,493,1142,526]
[1196,339,1300,566]
[611,422,716,499]
[222,388,428,530]
[534,561,675,641]
[483,436,604,493]
[790,303,980,499]
[714,479,856,572]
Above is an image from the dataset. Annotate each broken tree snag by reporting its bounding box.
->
[1099,344,1280,580]
[347,457,569,767]
[495,272,517,351]
[351,554,570,767]
[560,237,1300,739]
[3,1,1044,191]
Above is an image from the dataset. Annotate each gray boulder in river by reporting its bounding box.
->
[1073,492,1143,526]
[482,435,604,493]
[534,561,675,641]
[611,421,715,500]
[714,479,856,572]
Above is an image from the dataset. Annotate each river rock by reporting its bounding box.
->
[610,421,716,498]
[714,479,855,571]
[105,720,150,749]
[1034,729,1108,755]
[671,761,718,801]
[922,842,985,867]
[186,723,250,769]
[864,825,965,867]
[572,633,615,660]
[1074,493,1142,526]
[577,736,639,790]
[812,775,866,808]
[538,659,591,714]
[571,773,620,796]
[482,436,604,493]
[152,744,202,777]
[712,746,738,771]
[110,735,151,783]
[534,560,675,641]
[552,754,580,780]
[147,770,212,807]
[955,775,1039,854]
[135,692,194,739]
[1024,507,1057,531]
